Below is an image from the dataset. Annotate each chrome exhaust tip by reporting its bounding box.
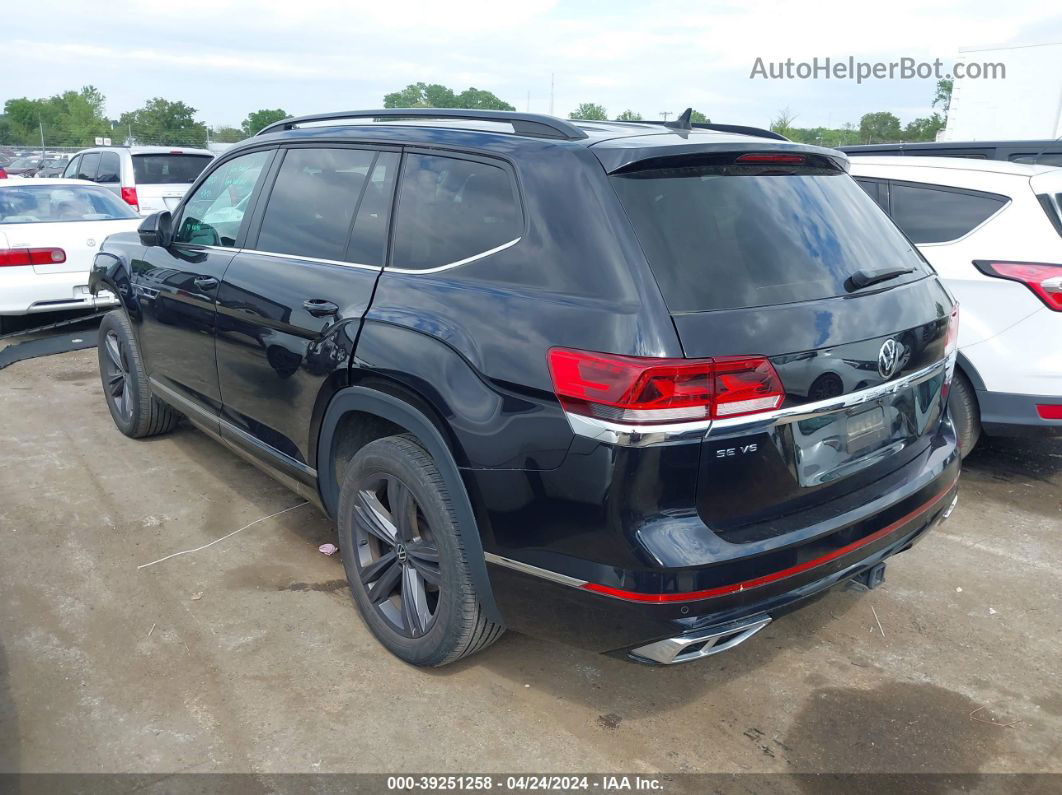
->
[629,616,772,665]
[942,493,959,521]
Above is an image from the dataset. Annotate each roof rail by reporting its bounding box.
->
[256,108,589,141]
[636,109,787,142]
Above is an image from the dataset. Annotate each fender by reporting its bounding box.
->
[317,386,503,624]
[955,351,987,393]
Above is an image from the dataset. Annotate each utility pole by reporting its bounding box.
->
[549,73,554,116]
[39,117,46,158]
[660,111,672,122]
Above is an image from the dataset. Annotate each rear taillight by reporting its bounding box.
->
[547,349,785,425]
[974,261,1062,311]
[0,167,7,179]
[1038,404,1062,420]
[121,186,139,211]
[0,247,66,267]
[735,153,806,165]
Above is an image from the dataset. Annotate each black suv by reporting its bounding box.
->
[90,108,961,666]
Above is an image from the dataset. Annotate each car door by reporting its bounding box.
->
[214,144,399,477]
[131,147,274,415]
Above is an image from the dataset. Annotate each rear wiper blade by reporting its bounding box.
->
[845,266,915,292]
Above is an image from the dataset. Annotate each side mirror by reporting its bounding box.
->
[138,211,173,247]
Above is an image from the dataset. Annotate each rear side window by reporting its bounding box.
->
[77,152,100,181]
[611,157,931,312]
[890,183,1007,244]
[96,151,120,183]
[256,147,398,264]
[1010,153,1062,166]
[132,154,212,185]
[391,153,522,270]
[854,178,887,210]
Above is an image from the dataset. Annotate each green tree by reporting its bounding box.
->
[454,87,515,111]
[569,103,607,121]
[211,126,245,143]
[933,78,953,119]
[903,113,945,142]
[3,86,109,146]
[859,111,902,143]
[690,109,710,124]
[769,107,797,138]
[382,83,513,110]
[615,109,643,121]
[119,98,208,147]
[241,108,288,137]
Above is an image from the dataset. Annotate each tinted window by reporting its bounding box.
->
[77,152,100,181]
[256,148,398,264]
[1011,153,1062,166]
[611,160,931,312]
[890,183,1007,244]
[175,150,270,247]
[855,178,887,210]
[392,154,521,270]
[96,151,121,183]
[0,185,138,223]
[63,155,80,179]
[132,154,212,185]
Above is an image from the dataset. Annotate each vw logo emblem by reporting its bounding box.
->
[86,238,96,248]
[878,338,901,379]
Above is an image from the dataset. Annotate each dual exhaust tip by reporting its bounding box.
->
[629,616,773,665]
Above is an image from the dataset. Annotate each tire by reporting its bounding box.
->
[97,310,180,438]
[949,370,981,458]
[337,434,504,666]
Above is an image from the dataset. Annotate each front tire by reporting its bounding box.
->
[97,311,179,438]
[949,370,981,458]
[337,434,504,666]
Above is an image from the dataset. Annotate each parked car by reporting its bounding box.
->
[63,146,214,216]
[3,155,45,178]
[849,157,1062,453]
[34,158,71,178]
[840,140,1062,166]
[0,179,141,333]
[89,108,960,667]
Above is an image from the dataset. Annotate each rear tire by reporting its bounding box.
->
[949,370,981,458]
[97,310,180,439]
[337,433,504,666]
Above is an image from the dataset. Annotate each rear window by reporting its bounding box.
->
[132,154,212,185]
[611,155,932,312]
[0,185,139,223]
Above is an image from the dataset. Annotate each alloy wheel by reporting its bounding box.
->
[102,330,133,421]
[352,473,442,638]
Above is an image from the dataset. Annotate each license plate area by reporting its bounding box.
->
[846,405,887,452]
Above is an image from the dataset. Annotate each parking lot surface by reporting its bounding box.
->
[1,348,1060,776]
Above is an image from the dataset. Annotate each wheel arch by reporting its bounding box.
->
[317,384,502,624]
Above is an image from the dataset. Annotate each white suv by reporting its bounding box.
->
[62,146,213,216]
[850,156,1062,454]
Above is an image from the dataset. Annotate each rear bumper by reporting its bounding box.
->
[0,267,118,315]
[977,389,1062,438]
[479,423,960,659]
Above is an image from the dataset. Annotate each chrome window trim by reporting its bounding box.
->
[563,355,953,448]
[387,236,521,275]
[483,552,588,588]
[240,248,383,272]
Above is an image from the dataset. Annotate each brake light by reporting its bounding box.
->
[735,153,806,164]
[547,349,785,425]
[0,247,66,267]
[974,261,1062,311]
[121,186,139,210]
[0,167,7,179]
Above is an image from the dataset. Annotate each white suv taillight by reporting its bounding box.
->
[974,261,1062,311]
[547,348,785,425]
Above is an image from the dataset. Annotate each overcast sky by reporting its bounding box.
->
[5,0,1061,130]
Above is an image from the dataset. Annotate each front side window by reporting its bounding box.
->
[255,147,398,263]
[890,183,1008,244]
[174,150,271,247]
[391,153,522,270]
[63,155,80,179]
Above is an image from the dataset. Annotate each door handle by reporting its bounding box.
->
[303,299,339,317]
[193,276,219,290]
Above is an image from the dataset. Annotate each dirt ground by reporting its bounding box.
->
[1,347,1059,777]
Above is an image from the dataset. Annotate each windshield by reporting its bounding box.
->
[0,185,139,223]
[132,153,212,185]
[611,156,932,313]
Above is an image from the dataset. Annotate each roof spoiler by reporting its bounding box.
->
[255,108,589,141]
[641,108,788,141]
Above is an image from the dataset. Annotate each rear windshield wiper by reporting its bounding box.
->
[845,266,915,292]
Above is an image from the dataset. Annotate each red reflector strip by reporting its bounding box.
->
[581,480,958,603]
[1037,404,1062,420]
